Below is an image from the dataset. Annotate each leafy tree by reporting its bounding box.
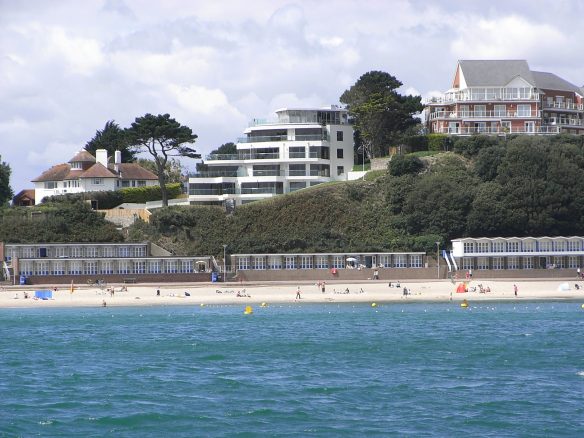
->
[388,155,424,176]
[210,142,237,156]
[126,114,199,206]
[0,155,13,207]
[137,158,184,183]
[340,71,423,158]
[85,120,136,162]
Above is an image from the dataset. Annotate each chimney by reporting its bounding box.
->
[114,150,122,172]
[96,149,108,167]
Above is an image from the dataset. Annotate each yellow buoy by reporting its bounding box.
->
[244,305,253,315]
[200,303,205,307]
[371,302,377,307]
[460,300,469,308]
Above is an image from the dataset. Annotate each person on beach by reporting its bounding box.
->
[295,286,301,300]
[514,284,518,297]
[102,300,107,307]
[156,289,160,296]
[321,281,326,293]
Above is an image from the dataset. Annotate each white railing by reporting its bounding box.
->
[544,118,583,127]
[425,89,540,104]
[434,126,560,135]
[544,102,584,111]
[429,110,540,120]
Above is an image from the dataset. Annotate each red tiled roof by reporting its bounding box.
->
[68,150,96,163]
[13,189,35,201]
[114,163,158,180]
[79,162,117,179]
[31,163,71,182]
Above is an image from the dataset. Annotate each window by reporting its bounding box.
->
[118,261,130,275]
[289,164,306,176]
[268,256,282,270]
[337,148,344,159]
[45,181,57,189]
[508,257,519,269]
[517,105,531,117]
[539,241,551,252]
[568,240,581,252]
[165,260,178,273]
[300,256,312,269]
[507,241,519,252]
[410,255,422,268]
[52,261,65,276]
[379,255,391,268]
[101,261,113,274]
[289,147,305,158]
[492,241,505,252]
[474,105,486,117]
[134,261,146,274]
[494,105,506,117]
[71,162,82,169]
[337,166,344,176]
[492,257,504,270]
[337,131,343,141]
[86,247,98,258]
[476,242,489,253]
[71,247,82,258]
[137,180,146,187]
[70,261,82,275]
[524,121,535,133]
[36,261,49,276]
[103,246,115,257]
[148,260,160,274]
[553,256,564,269]
[118,247,130,257]
[133,246,146,257]
[237,257,250,270]
[394,255,407,268]
[85,261,98,275]
[332,256,345,269]
[289,182,306,192]
[523,241,535,252]
[285,256,296,269]
[181,260,192,273]
[568,256,579,269]
[122,180,131,187]
[463,242,474,254]
[554,240,566,251]
[459,105,470,117]
[93,178,103,185]
[501,121,511,132]
[253,257,266,270]
[315,256,328,269]
[462,258,474,270]
[523,257,533,269]
[476,257,489,270]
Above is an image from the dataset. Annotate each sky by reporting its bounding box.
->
[1,0,584,193]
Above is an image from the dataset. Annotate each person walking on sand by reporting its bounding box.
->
[296,286,302,300]
[321,281,326,293]
[514,284,518,297]
[578,267,581,279]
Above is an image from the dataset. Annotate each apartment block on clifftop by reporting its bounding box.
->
[425,60,584,136]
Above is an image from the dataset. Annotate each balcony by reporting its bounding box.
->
[425,88,540,105]
[544,118,583,127]
[429,110,541,120]
[206,152,280,161]
[434,126,560,135]
[237,134,327,143]
[544,102,584,111]
[188,188,236,196]
[188,171,239,178]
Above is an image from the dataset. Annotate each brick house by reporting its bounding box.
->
[425,60,584,136]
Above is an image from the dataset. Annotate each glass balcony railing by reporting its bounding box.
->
[237,135,328,143]
[188,171,239,178]
[205,152,280,161]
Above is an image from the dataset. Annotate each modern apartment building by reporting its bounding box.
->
[32,149,159,204]
[425,60,584,136]
[188,106,354,206]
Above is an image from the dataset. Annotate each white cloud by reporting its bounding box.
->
[1,0,584,192]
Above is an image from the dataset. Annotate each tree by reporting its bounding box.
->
[137,158,184,183]
[126,114,199,206]
[0,155,13,207]
[210,142,237,156]
[340,71,423,158]
[85,120,136,162]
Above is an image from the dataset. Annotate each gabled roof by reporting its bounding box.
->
[68,150,96,163]
[79,162,117,179]
[13,189,35,202]
[31,163,71,182]
[113,163,158,180]
[458,60,535,87]
[532,71,582,94]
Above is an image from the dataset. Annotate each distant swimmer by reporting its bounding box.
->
[102,300,107,307]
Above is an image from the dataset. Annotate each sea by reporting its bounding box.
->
[1,302,584,437]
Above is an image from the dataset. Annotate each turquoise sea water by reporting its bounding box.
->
[1,302,584,437]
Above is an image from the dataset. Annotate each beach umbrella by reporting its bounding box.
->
[346,257,358,262]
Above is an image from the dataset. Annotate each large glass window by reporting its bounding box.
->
[253,257,266,270]
[476,242,489,253]
[165,260,178,273]
[379,255,391,268]
[118,261,130,275]
[315,256,328,269]
[268,256,282,270]
[52,261,65,276]
[523,241,535,252]
[508,257,519,269]
[332,256,345,269]
[101,261,113,274]
[517,104,532,117]
[36,261,49,276]
[494,105,506,117]
[462,258,473,270]
[568,240,581,251]
[463,242,474,254]
[148,260,160,274]
[477,257,489,270]
[507,241,520,252]
[237,257,249,270]
[134,261,146,274]
[84,261,98,275]
[394,255,407,268]
[492,241,505,252]
[285,256,296,270]
[300,256,312,269]
[410,255,422,268]
[523,256,533,269]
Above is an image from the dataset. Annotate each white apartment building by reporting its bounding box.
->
[188,106,355,206]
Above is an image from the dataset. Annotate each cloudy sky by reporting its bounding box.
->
[2,0,583,193]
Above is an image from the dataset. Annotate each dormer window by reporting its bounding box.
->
[71,162,82,169]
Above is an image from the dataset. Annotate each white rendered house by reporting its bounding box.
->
[188,106,355,206]
[32,149,158,204]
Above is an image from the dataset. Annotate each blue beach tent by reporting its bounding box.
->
[34,290,53,300]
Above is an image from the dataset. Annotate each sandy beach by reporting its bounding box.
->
[2,278,584,308]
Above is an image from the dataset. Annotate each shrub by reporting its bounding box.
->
[388,155,424,176]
